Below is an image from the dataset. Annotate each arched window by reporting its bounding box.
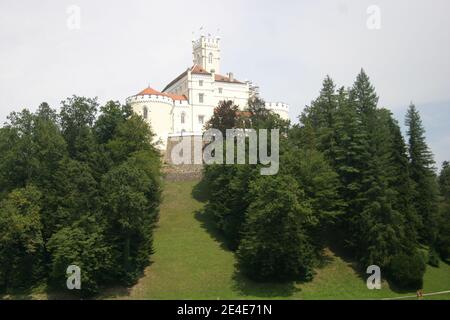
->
[143,106,148,119]
[181,112,185,124]
[208,52,213,64]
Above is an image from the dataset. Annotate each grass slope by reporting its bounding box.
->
[106,180,450,300]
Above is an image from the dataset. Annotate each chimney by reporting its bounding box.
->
[229,72,234,82]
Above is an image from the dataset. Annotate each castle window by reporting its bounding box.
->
[218,88,223,94]
[198,115,205,124]
[199,93,204,103]
[181,112,186,124]
[199,80,203,87]
[143,106,148,119]
[208,52,213,64]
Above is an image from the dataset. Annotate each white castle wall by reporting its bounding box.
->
[265,102,290,121]
[127,95,173,149]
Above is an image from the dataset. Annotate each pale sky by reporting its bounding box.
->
[1,0,449,166]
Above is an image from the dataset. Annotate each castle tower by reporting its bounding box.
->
[192,35,221,74]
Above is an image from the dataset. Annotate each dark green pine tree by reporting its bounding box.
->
[347,70,408,268]
[437,161,450,259]
[299,76,339,163]
[332,86,366,241]
[381,110,420,242]
[405,104,439,243]
[439,161,450,201]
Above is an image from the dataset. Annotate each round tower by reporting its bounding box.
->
[126,87,174,150]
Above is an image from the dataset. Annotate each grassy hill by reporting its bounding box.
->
[103,180,450,300]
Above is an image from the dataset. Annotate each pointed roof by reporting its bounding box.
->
[134,86,188,101]
[136,86,165,96]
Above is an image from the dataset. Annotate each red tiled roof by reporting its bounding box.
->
[135,87,187,102]
[136,87,165,96]
[191,64,211,75]
[165,93,188,101]
[214,73,244,84]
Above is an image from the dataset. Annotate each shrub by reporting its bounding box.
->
[388,251,426,289]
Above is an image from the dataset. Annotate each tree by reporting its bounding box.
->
[237,175,316,281]
[204,100,240,135]
[388,251,426,289]
[31,103,68,188]
[315,71,417,269]
[347,72,411,268]
[280,145,342,230]
[41,158,99,240]
[437,162,450,259]
[59,96,98,163]
[0,96,163,295]
[440,161,450,200]
[94,101,132,145]
[299,76,338,162]
[332,87,366,231]
[382,109,420,241]
[106,114,156,164]
[101,161,160,282]
[0,185,44,290]
[47,216,112,296]
[203,163,258,250]
[0,109,38,193]
[247,97,290,132]
[202,96,289,250]
[405,104,439,243]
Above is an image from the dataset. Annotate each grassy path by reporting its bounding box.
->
[108,180,450,300]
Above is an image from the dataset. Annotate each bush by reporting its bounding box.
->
[388,251,426,289]
[428,248,440,267]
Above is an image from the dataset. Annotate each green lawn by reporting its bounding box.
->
[103,179,450,300]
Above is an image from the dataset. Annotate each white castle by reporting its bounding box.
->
[127,35,289,150]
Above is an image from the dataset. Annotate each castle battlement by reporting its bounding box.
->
[265,102,290,110]
[127,94,174,105]
[192,35,220,50]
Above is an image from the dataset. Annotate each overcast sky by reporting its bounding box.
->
[1,0,449,165]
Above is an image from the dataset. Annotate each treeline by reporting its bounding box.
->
[0,97,162,295]
[202,70,450,288]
